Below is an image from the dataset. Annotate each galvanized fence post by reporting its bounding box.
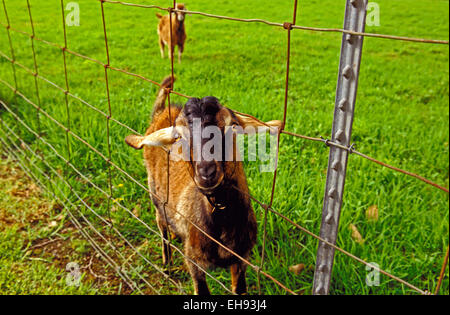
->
[312,0,368,295]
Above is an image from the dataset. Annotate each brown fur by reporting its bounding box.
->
[156,3,187,63]
[128,77,258,295]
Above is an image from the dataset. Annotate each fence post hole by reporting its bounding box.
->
[312,0,368,295]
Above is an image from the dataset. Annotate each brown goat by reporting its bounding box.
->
[125,77,281,295]
[156,3,187,63]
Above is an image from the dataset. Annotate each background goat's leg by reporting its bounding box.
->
[159,38,165,58]
[231,262,248,294]
[168,43,174,61]
[178,44,184,63]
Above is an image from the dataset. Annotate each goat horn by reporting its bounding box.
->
[141,127,176,147]
[125,127,176,150]
[234,112,282,133]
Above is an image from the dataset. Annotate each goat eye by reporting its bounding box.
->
[173,131,181,140]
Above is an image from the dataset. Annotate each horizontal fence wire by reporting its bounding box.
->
[0,101,242,294]
[0,112,180,293]
[101,0,449,45]
[0,132,145,293]
[0,90,291,294]
[0,0,448,295]
[232,110,450,194]
[0,96,236,294]
[0,47,446,196]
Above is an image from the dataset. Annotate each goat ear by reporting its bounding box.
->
[234,113,282,134]
[125,127,176,150]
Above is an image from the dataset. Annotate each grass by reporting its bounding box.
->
[0,0,448,295]
[0,154,113,294]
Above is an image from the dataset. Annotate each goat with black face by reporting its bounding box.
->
[182,96,228,193]
[125,76,281,295]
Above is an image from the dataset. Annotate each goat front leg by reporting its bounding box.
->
[185,258,210,295]
[185,236,210,295]
[161,229,172,266]
[156,218,172,266]
[231,262,248,294]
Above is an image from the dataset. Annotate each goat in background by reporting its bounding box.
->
[156,3,187,63]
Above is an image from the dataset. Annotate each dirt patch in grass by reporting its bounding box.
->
[26,223,135,294]
[25,222,186,294]
[0,157,54,230]
[0,154,129,293]
[1,152,186,294]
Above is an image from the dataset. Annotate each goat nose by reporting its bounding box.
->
[198,163,216,180]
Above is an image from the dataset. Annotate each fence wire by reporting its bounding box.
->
[0,0,448,295]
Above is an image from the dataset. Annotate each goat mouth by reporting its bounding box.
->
[194,174,224,195]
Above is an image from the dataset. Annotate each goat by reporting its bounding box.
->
[156,3,187,63]
[125,76,281,295]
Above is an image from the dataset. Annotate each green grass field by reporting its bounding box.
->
[0,155,114,294]
[0,0,448,295]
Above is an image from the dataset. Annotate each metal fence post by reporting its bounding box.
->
[313,0,368,295]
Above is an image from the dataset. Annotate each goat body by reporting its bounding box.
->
[126,77,281,294]
[128,78,256,295]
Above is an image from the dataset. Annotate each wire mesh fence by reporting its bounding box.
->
[0,0,448,295]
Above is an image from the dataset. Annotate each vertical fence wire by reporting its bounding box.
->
[0,127,143,293]
[159,0,177,289]
[257,0,299,295]
[0,97,190,293]
[60,0,71,163]
[435,246,450,295]
[1,0,17,91]
[99,0,115,229]
[25,0,41,147]
[0,113,177,294]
